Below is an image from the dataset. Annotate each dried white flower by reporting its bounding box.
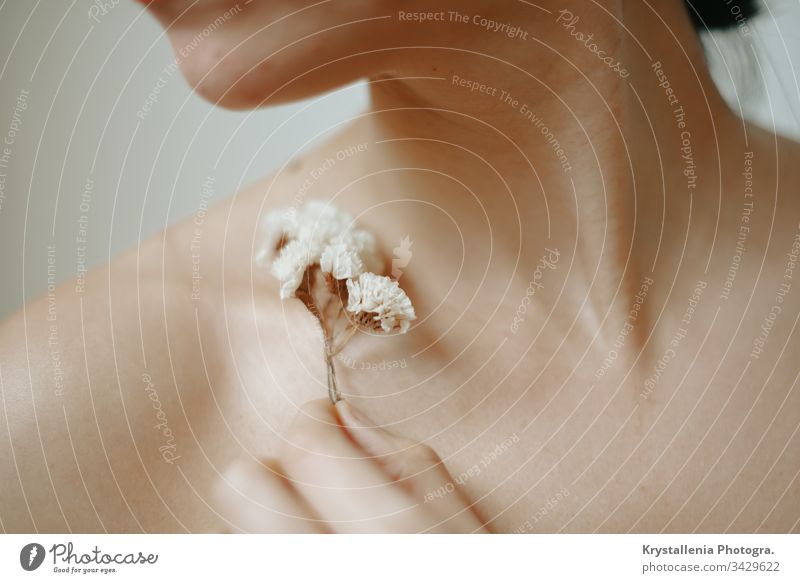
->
[318,229,383,280]
[257,209,293,261]
[320,240,364,280]
[346,272,416,334]
[292,200,354,244]
[258,200,377,267]
[258,200,416,402]
[271,238,322,299]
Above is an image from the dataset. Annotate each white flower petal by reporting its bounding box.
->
[346,273,416,334]
[256,209,291,264]
[270,239,321,298]
[294,200,354,244]
[320,241,364,280]
[258,201,354,263]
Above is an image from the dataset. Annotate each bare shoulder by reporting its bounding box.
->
[0,171,325,533]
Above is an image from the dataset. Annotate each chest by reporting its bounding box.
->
[220,270,800,533]
[321,316,799,533]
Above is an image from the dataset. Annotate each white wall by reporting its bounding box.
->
[0,0,368,318]
[0,0,797,318]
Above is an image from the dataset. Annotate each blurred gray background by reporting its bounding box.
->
[0,0,797,318]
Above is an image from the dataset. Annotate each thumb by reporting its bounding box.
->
[334,400,488,532]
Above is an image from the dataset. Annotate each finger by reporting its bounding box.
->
[279,399,433,533]
[336,400,488,533]
[214,457,326,533]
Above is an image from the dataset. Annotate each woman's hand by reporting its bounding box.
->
[214,399,488,533]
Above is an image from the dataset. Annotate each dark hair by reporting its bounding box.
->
[685,0,760,30]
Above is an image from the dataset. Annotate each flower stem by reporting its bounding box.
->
[325,347,341,404]
[329,324,358,357]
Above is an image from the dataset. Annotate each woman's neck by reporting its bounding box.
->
[354,0,745,323]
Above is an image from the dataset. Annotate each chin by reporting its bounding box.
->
[149,0,399,109]
[174,41,378,110]
[179,57,275,110]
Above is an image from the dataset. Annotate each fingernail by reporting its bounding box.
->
[335,400,398,454]
[335,400,375,429]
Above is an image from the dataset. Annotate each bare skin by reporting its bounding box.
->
[1,0,799,533]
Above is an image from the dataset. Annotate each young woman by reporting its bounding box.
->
[1,0,798,533]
